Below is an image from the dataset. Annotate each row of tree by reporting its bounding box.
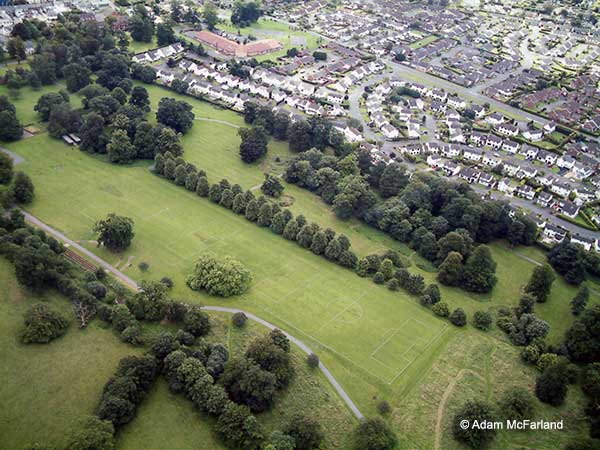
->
[0,151,35,207]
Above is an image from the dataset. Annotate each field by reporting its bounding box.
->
[0,259,355,450]
[2,83,598,447]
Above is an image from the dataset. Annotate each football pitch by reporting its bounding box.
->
[7,134,450,389]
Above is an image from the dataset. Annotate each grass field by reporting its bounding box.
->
[0,259,140,450]
[2,83,596,447]
[0,258,355,450]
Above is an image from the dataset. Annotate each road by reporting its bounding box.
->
[21,211,364,420]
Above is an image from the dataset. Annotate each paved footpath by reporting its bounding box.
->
[22,210,364,420]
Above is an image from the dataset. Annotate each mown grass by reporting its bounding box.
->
[3,83,595,448]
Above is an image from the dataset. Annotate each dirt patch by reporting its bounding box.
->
[278,194,295,207]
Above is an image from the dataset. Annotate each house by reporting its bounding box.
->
[502,140,520,154]
[515,184,535,201]
[486,134,503,150]
[407,122,421,139]
[573,162,595,180]
[486,112,505,126]
[536,192,555,208]
[463,147,483,162]
[382,124,400,139]
[340,126,363,143]
[497,123,519,137]
[550,182,572,198]
[543,121,556,133]
[542,224,567,244]
[441,145,461,158]
[537,149,558,166]
[559,201,580,219]
[471,104,486,119]
[571,235,594,251]
[498,177,515,195]
[479,173,496,188]
[557,154,576,169]
[470,131,486,146]
[522,145,539,160]
[401,144,422,157]
[460,167,481,184]
[447,96,466,110]
[426,154,443,168]
[503,160,520,177]
[441,160,461,177]
[523,128,543,141]
[481,153,501,167]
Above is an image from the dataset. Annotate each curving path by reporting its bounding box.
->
[195,117,241,128]
[21,210,364,420]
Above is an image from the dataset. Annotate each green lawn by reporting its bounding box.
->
[409,35,439,50]
[3,83,595,447]
[128,35,158,54]
[0,259,139,450]
[0,84,82,128]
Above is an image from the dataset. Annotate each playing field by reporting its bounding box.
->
[4,84,598,420]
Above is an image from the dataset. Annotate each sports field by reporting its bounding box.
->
[3,84,598,430]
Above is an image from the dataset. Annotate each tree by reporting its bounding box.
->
[231,1,261,27]
[437,251,463,286]
[20,303,69,344]
[473,310,492,331]
[525,264,555,303]
[261,173,284,197]
[246,334,293,388]
[565,304,600,363]
[130,86,150,112]
[354,417,398,450]
[452,400,498,449]
[273,112,290,140]
[79,112,107,153]
[462,246,497,293]
[156,98,194,134]
[306,353,319,369]
[65,416,115,450]
[221,357,277,412]
[379,162,409,198]
[63,63,92,92]
[11,171,34,204]
[285,415,323,450]
[535,366,568,406]
[0,110,23,141]
[239,126,268,163]
[548,242,587,285]
[107,129,136,164]
[34,92,69,122]
[216,402,264,449]
[312,51,327,61]
[7,37,26,62]
[156,23,176,46]
[288,121,312,152]
[450,308,467,327]
[186,253,253,297]
[94,213,135,251]
[0,152,13,185]
[130,7,154,42]
[571,286,589,315]
[232,312,247,328]
[182,305,210,337]
[203,1,219,30]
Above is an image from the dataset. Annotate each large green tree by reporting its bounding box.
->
[94,213,135,251]
[524,264,555,303]
[239,126,269,163]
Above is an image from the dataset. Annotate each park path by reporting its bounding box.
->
[20,210,364,420]
[0,146,25,165]
[195,117,241,128]
[434,368,484,450]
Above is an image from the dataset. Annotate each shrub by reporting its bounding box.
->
[232,312,248,328]
[387,278,400,291]
[138,262,149,272]
[20,303,69,344]
[432,302,450,318]
[186,253,252,297]
[175,329,195,346]
[285,414,323,450]
[354,417,398,450]
[536,353,559,372]
[120,326,143,345]
[473,311,492,331]
[520,344,542,365]
[498,387,535,421]
[535,366,568,406]
[373,272,385,284]
[377,400,391,415]
[449,308,467,327]
[306,353,319,369]
[160,276,174,289]
[452,399,498,449]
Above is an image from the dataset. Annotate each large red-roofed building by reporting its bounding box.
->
[195,30,282,58]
